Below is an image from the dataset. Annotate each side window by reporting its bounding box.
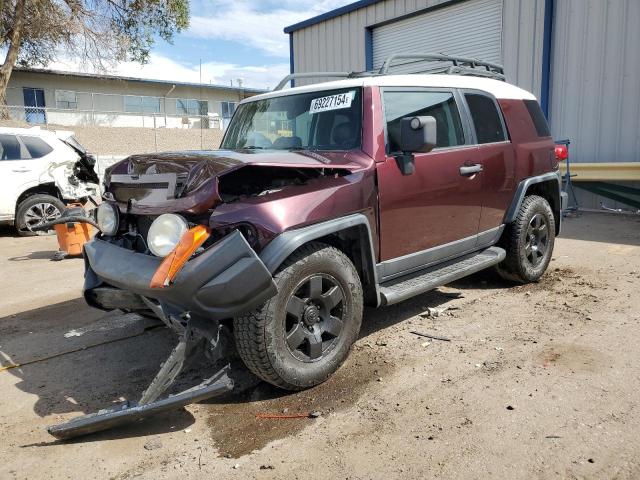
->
[523,99,551,137]
[384,91,465,152]
[20,136,53,158]
[0,134,23,160]
[464,93,507,144]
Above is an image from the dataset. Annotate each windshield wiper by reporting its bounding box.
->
[287,146,318,151]
[242,145,264,150]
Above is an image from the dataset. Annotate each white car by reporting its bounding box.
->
[0,127,101,236]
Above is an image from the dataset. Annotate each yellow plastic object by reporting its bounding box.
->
[54,221,94,257]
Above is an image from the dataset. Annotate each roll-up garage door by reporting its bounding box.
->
[372,0,503,74]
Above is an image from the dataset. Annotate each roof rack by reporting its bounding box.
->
[273,52,505,91]
[377,53,504,79]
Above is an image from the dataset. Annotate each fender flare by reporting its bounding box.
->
[504,171,562,226]
[259,213,381,305]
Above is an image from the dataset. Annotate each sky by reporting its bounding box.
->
[50,0,351,91]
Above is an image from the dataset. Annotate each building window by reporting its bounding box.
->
[176,99,208,116]
[221,101,237,119]
[55,90,77,110]
[124,95,161,114]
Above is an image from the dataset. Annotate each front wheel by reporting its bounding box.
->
[234,242,363,390]
[16,194,65,237]
[497,195,556,283]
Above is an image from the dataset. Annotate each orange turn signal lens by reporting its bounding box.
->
[150,225,210,289]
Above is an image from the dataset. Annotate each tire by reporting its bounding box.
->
[234,242,363,390]
[15,194,65,237]
[497,194,555,283]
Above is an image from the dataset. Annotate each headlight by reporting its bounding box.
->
[147,214,188,257]
[96,202,119,236]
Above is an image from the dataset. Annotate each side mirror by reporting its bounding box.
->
[394,116,437,175]
[399,116,437,153]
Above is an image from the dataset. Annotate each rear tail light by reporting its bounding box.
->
[555,144,568,161]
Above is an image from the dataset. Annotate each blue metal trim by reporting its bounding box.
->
[540,0,554,118]
[288,33,295,87]
[284,0,383,33]
[365,28,373,71]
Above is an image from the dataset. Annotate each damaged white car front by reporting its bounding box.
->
[0,127,107,235]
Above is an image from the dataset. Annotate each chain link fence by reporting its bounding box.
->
[0,104,226,155]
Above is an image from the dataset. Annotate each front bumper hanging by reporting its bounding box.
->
[49,230,278,440]
[83,230,278,320]
[47,316,234,440]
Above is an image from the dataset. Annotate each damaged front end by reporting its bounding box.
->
[50,149,371,440]
[49,133,102,202]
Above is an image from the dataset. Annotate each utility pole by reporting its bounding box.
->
[199,59,203,150]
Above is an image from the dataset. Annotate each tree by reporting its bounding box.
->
[0,0,190,105]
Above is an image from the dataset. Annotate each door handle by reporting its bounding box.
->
[12,168,31,173]
[459,164,483,176]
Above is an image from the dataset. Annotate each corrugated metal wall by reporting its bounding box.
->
[549,0,640,164]
[290,0,546,97]
[371,0,503,72]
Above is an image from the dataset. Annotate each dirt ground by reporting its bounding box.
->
[1,212,639,480]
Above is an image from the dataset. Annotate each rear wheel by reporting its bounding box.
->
[234,242,363,390]
[497,195,555,283]
[16,194,65,237]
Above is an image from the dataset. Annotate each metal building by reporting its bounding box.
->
[285,0,640,210]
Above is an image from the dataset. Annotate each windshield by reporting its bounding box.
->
[222,88,362,151]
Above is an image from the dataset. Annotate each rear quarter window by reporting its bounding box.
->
[19,136,53,158]
[523,99,551,137]
[464,93,507,144]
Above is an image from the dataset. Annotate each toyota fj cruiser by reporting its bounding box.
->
[48,54,568,439]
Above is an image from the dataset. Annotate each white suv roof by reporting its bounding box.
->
[247,74,537,104]
[0,126,75,142]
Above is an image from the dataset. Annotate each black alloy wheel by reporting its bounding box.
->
[234,242,363,390]
[525,213,549,267]
[284,273,346,362]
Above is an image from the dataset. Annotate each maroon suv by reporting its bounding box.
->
[48,56,568,439]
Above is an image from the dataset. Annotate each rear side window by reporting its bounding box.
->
[465,93,507,144]
[383,90,465,151]
[523,99,551,137]
[20,136,53,158]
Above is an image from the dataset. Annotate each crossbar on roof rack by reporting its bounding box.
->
[273,53,506,91]
[274,72,352,91]
[378,53,505,78]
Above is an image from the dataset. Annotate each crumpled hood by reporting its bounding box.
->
[105,149,370,215]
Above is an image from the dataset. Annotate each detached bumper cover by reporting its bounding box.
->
[84,230,277,319]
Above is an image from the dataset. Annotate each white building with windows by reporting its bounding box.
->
[5,68,264,130]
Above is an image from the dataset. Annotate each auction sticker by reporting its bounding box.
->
[309,91,355,114]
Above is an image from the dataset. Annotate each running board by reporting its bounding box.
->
[379,247,506,306]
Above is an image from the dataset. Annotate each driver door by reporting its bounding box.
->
[376,88,482,280]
